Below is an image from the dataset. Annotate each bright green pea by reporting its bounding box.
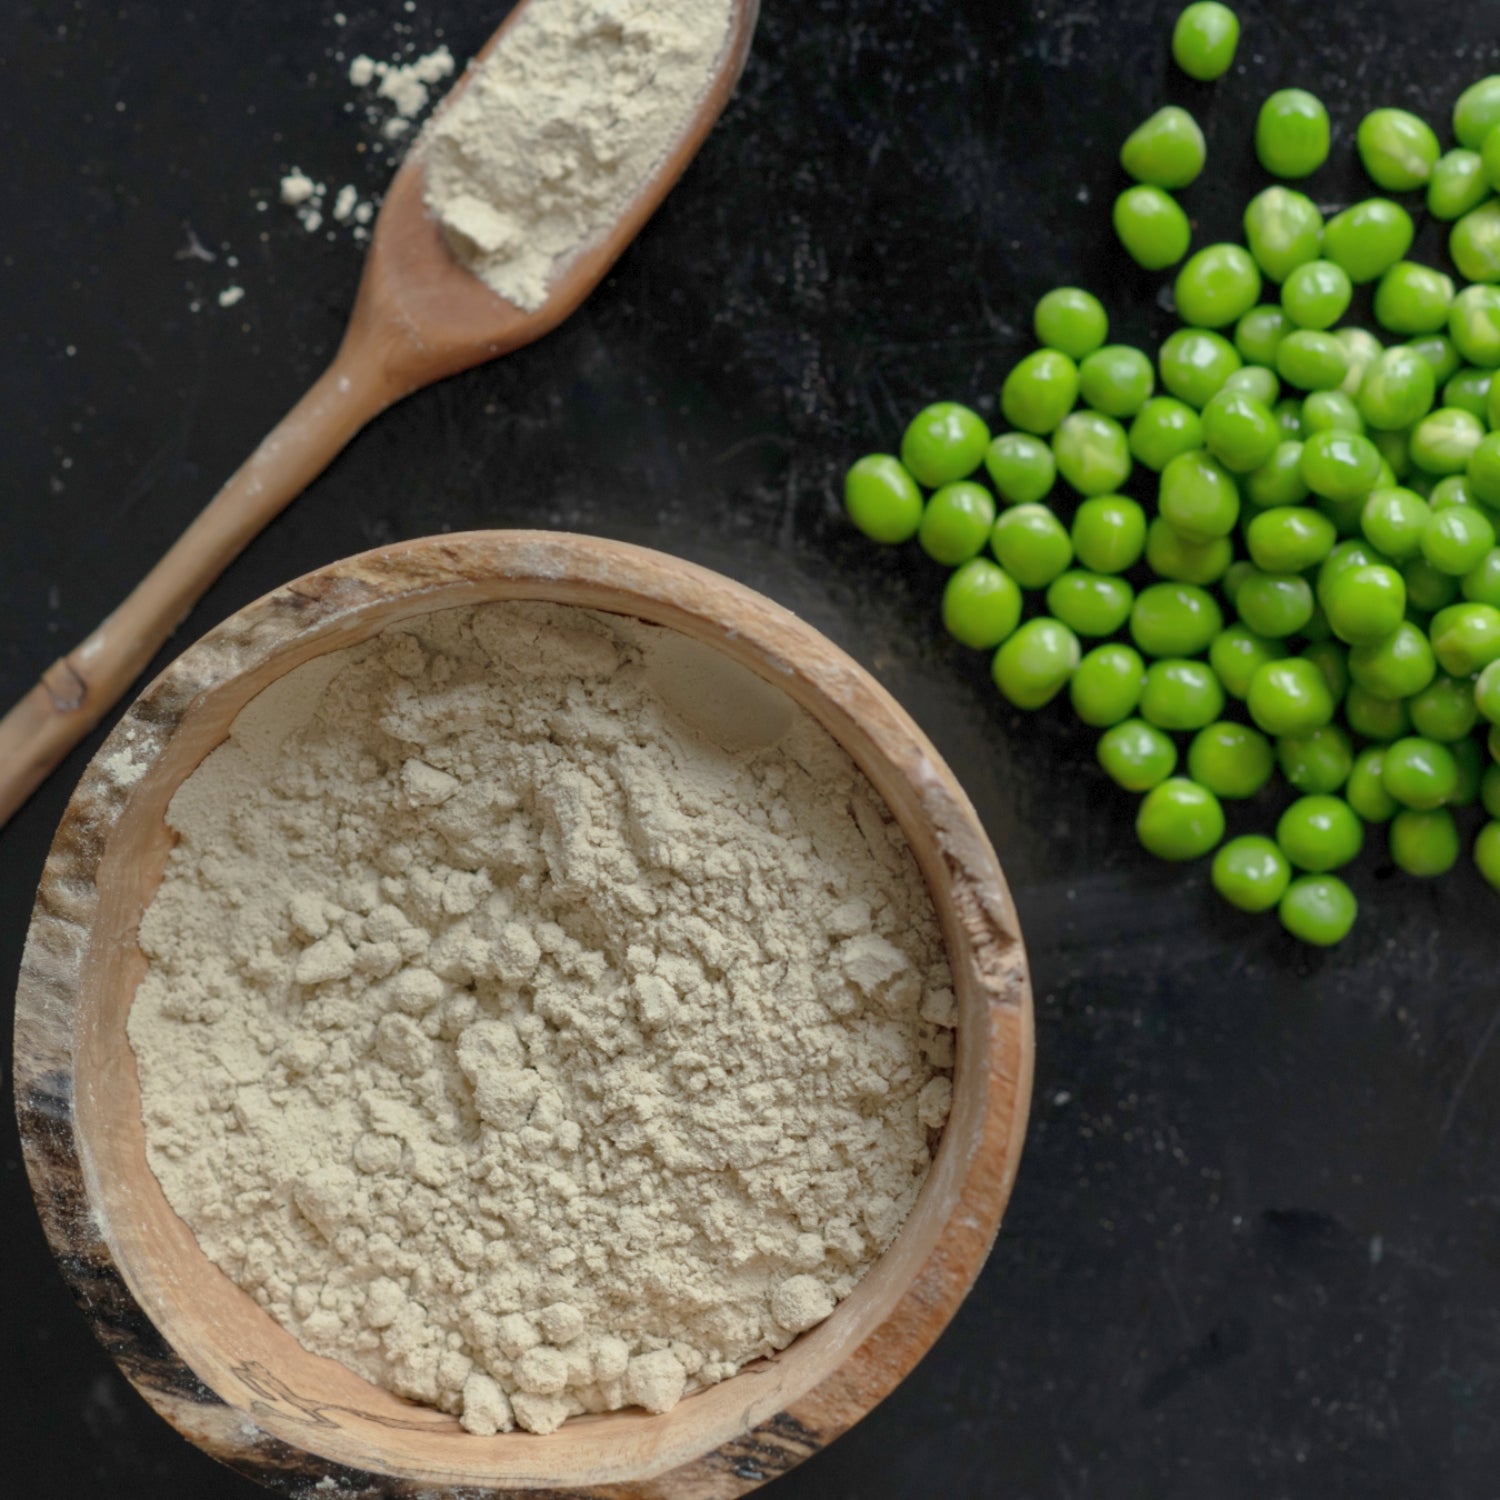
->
[1160,451,1240,544]
[1243,442,1309,510]
[1317,539,1381,603]
[1257,89,1331,179]
[1456,77,1500,149]
[1281,259,1352,332]
[1374,263,1457,337]
[1349,621,1436,700]
[1069,643,1146,727]
[1174,243,1263,330]
[990,503,1074,589]
[984,432,1057,505]
[1448,286,1500,369]
[1277,330,1350,391]
[1277,794,1364,872]
[1097,718,1178,791]
[1189,721,1275,799]
[1210,624,1286,699]
[1139,658,1226,731]
[1114,186,1193,271]
[1321,199,1415,285]
[1071,495,1147,574]
[1279,724,1354,795]
[1034,288,1109,360]
[1357,346,1436,431]
[1422,504,1496,575]
[1408,675,1480,742]
[942,559,1024,649]
[1246,507,1337,573]
[900,403,991,487]
[1347,747,1399,822]
[1431,602,1500,674]
[1336,327,1386,396]
[844,455,924,543]
[1243,188,1323,284]
[1474,820,1500,888]
[1302,390,1364,435]
[1301,429,1383,501]
[1236,570,1314,638]
[1172,1,1239,79]
[1121,105,1207,188]
[1451,201,1500,284]
[1463,549,1500,608]
[1470,432,1500,507]
[1137,777,1226,861]
[1361,486,1430,559]
[1212,836,1292,912]
[1408,334,1464,386]
[1248,656,1335,735]
[1223,366,1281,405]
[1159,328,1243,408]
[1047,570,1135,637]
[1000,351,1080,437]
[1404,556,1461,613]
[1444,368,1494,421]
[1410,406,1486,476]
[1428,149,1491,221]
[1200,389,1281,474]
[1236,304,1294,366]
[1430,475,1478,512]
[1345,682,1410,740]
[1130,581,1224,657]
[1485,762,1500,816]
[1381,736,1459,808]
[1128,397,1203,472]
[1279,874,1358,944]
[1323,563,1407,645]
[1078,345,1156,418]
[991,617,1081,709]
[1144,516,1233,585]
[1389,807,1460,876]
[1052,410,1132,496]
[1357,108,1441,192]
[919,481,997,565]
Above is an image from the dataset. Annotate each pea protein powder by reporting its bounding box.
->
[128,602,955,1435]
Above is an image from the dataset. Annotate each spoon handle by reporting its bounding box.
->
[0,347,393,829]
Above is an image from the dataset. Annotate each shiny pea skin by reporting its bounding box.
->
[1456,77,1500,150]
[1079,345,1157,418]
[1301,429,1383,500]
[1257,89,1331,179]
[1130,581,1224,657]
[1244,441,1311,509]
[1348,620,1437,700]
[1389,807,1460,876]
[1172,2,1240,80]
[1210,624,1286,699]
[1361,486,1430,559]
[1444,367,1494,422]
[1344,682,1410,740]
[1279,874,1358,945]
[1302,390,1364,436]
[1451,201,1500,285]
[1347,746,1399,822]
[1357,108,1441,192]
[1121,105,1207,189]
[1247,656,1336,735]
[984,432,1057,505]
[1430,602,1500,675]
[1278,724,1354,795]
[1421,504,1496,575]
[1236,304,1294,366]
[1273,397,1306,440]
[1322,199,1415,284]
[1160,328,1243,408]
[844,455,924,543]
[1277,794,1365,872]
[1357,346,1436,431]
[1243,188,1323,284]
[1408,333,1464,385]
[1431,474,1480,510]
[1337,326,1387,396]
[1316,539,1381,606]
[1470,431,1500,505]
[1374,262,1457,337]
[991,617,1082,709]
[991,503,1074,588]
[1114,186,1193,271]
[1137,778,1226,861]
[1463,549,1500,608]
[1408,674,1481,742]
[1223,366,1281,406]
[901,403,991,487]
[942,559,1024,649]
[1277,330,1350,391]
[1236,570,1315,638]
[1410,406,1486,476]
[1212,836,1293,912]
[1160,449,1242,539]
[1129,397,1204,471]
[1282,259,1353,331]
[1201,389,1280,473]
[1323,563,1407,645]
[1189,721,1276,799]
[1070,643,1146,727]
[1071,495,1148,573]
[918,481,997,565]
[1428,148,1491,221]
[1246,506,1336,573]
[1097,717,1178,791]
[1139,659,1226,731]
[1449,285,1500,368]
[1034,287,1109,360]
[1052,410,1133,495]
[1174,243,1263,330]
[1145,516,1233,584]
[1001,350,1080,436]
[1047,570,1135,637]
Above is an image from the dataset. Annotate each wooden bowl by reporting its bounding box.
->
[14,532,1033,1497]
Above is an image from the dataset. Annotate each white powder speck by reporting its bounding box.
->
[218,286,245,308]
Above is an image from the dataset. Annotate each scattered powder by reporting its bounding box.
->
[420,0,736,311]
[128,603,954,1436]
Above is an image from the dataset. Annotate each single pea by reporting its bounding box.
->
[1277,330,1350,391]
[1144,516,1234,584]
[1279,724,1354,795]
[900,403,991,488]
[1243,188,1324,284]
[1433,475,1481,513]
[1139,658,1226,731]
[1464,549,1500,609]
[1422,504,1496,575]
[918,481,997,565]
[1130,581,1224,657]
[1223,366,1281,406]
[1159,449,1241,541]
[1428,149,1491,221]
[1159,328,1243,408]
[1337,326,1387,397]
[991,617,1082,709]
[1200,389,1281,474]
[1210,624,1286,699]
[1071,495,1147,574]
[1301,429,1383,502]
[1323,563,1407,645]
[1079,345,1156,419]
[1052,410,1133,496]
[1137,777,1226,861]
[1128,397,1203,472]
[1172,1,1239,79]
[1236,304,1295,366]
[1470,432,1500,508]
[1277,794,1364,872]
[1404,556,1462,613]
[1000,350,1079,437]
[1361,486,1430,559]
[1409,407,1485,476]
[1070,643,1146,727]
[1389,806,1460,876]
[1174,244,1263,330]
[1485,762,1500,816]
[1374,263,1457,337]
[984,432,1057,505]
[1279,874,1358,945]
[1302,389,1364,436]
[1356,108,1441,192]
[1236,570,1314,638]
[1381,736,1459,808]
[1034,288,1109,361]
[1408,333,1464,386]
[1243,442,1310,511]
[1408,675,1480,742]
[1189,721,1276,799]
[1431,601,1500,674]
[1345,682,1410,740]
[1348,621,1437,700]
[1444,368,1494,421]
[1047,570,1135,637]
[1097,718,1179,791]
[1321,199,1415,285]
[1456,77,1500,150]
[1448,286,1500,371]
[1114,186,1193,271]
[1477,658,1500,722]
[1120,105,1207,189]
[1357,346,1436,431]
[942,559,1024,649]
[990,503,1074,589]
[844,455,924,543]
[1475,821,1500,889]
[1257,89,1331,179]
[1212,836,1292,912]
[1281,258,1353,332]
[1347,746,1400,822]
[1451,201,1500,285]
[1246,507,1337,573]
[1247,656,1335,734]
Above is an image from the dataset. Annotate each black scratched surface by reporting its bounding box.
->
[5,0,1500,1496]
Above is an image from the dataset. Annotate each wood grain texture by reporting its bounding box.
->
[13,531,1032,1497]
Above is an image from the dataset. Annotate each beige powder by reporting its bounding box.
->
[128,602,954,1436]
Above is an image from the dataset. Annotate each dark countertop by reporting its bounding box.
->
[5,1,1500,1495]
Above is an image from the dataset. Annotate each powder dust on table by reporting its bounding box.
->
[128,602,956,1436]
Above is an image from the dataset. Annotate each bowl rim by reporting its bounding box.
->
[13,530,1033,1497]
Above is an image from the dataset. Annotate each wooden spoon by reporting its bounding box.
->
[0,0,759,828]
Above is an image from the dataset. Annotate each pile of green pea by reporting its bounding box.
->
[843,3,1500,946]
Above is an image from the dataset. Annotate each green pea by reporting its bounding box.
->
[1273,397,1306,439]
[1409,333,1464,386]
[845,455,924,543]
[918,482,997,565]
[1470,432,1500,508]
[1463,549,1500,608]
[1404,556,1462,613]
[1210,624,1286,699]
[1280,258,1352,332]
[1430,475,1479,512]
[1277,330,1350,391]
[1336,326,1386,396]
[1428,149,1491,221]
[1246,507,1336,573]
[1451,201,1500,285]
[1046,570,1135,638]
[1130,581,1224,658]
[1243,188,1324,284]
[1344,682,1410,740]
[1070,643,1146,727]
[1120,105,1207,188]
[1381,736,1459,808]
[1201,389,1281,474]
[1052,410,1133,496]
[1257,89,1330,179]
[1139,658,1226,731]
[1127,397,1203,472]
[942,559,1024,649]
[1356,346,1436,431]
[1071,495,1147,574]
[1448,286,1500,370]
[1409,406,1485,477]
[1114,186,1193,271]
[1323,563,1407,645]
[1172,1,1239,79]
[1159,449,1241,541]
[1159,328,1243,408]
[1389,807,1460,877]
[1456,77,1500,149]
[1317,539,1381,603]
[1321,199,1415,285]
[1422,505,1496,575]
[1484,762,1500,816]
[1349,621,1436,700]
[1477,659,1500,725]
[1279,874,1358,945]
[984,432,1057,505]
[1302,390,1364,435]
[1431,602,1500,674]
[1475,820,1500,888]
[1279,724,1354,795]
[1000,351,1079,437]
[1248,656,1335,735]
[1346,746,1399,822]
[1244,442,1311,510]
[1078,345,1156,418]
[1144,516,1233,585]
[1236,304,1294,366]
[1211,836,1291,912]
[1361,486,1430,559]
[1098,718,1179,791]
[1300,429,1383,502]
[1374,263,1457,337]
[1137,777,1226,861]
[1223,366,1281,406]
[1444,368,1494,421]
[1357,108,1441,192]
[990,503,1074,589]
[1189,721,1275,799]
[1174,243,1263,330]
[1408,675,1480,742]
[1236,570,1314,638]
[900,403,990,487]
[1277,794,1364,872]
[1034,287,1109,360]
[991,617,1081,709]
